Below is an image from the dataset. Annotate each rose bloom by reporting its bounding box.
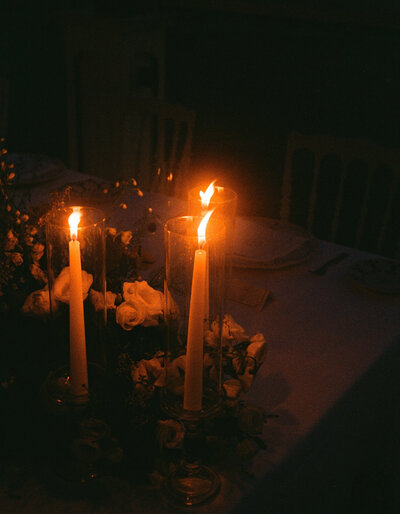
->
[208,314,248,349]
[118,230,132,245]
[22,287,54,316]
[4,229,18,251]
[8,252,23,266]
[90,289,117,312]
[247,333,267,368]
[105,227,117,237]
[123,280,163,317]
[31,242,45,263]
[223,378,242,401]
[30,263,48,285]
[131,360,149,384]
[143,352,166,387]
[223,314,248,342]
[116,301,149,330]
[52,267,93,303]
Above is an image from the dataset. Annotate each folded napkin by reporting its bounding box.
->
[233,217,314,269]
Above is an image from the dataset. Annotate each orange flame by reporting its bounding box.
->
[68,207,81,239]
[197,209,214,247]
[199,180,216,209]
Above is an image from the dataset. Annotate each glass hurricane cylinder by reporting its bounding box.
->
[163,215,226,419]
[188,186,237,307]
[45,206,106,402]
[188,185,237,249]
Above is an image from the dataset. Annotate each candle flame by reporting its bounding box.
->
[199,180,216,209]
[197,209,214,247]
[68,207,81,239]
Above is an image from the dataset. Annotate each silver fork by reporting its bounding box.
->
[309,252,349,275]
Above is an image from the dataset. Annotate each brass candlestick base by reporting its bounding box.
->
[163,416,221,507]
[40,362,104,417]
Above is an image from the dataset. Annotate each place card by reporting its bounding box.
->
[228,277,270,311]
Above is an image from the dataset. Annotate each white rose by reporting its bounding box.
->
[52,267,93,303]
[223,314,248,342]
[123,280,163,317]
[90,289,117,312]
[105,227,117,237]
[209,314,248,349]
[22,287,55,316]
[4,229,18,250]
[144,352,166,387]
[118,230,133,245]
[131,360,149,384]
[31,242,45,263]
[116,301,147,330]
[223,378,242,400]
[30,263,48,284]
[247,333,267,367]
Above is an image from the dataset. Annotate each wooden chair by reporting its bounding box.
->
[280,131,400,257]
[120,97,196,198]
[0,77,9,138]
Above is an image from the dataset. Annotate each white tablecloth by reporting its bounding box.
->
[4,169,399,513]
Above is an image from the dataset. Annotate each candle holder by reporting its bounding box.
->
[45,206,106,403]
[162,215,226,506]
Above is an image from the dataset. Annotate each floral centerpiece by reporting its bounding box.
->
[0,141,270,490]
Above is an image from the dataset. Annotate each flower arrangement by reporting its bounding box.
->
[0,141,271,490]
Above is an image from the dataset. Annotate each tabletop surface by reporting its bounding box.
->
[2,167,399,513]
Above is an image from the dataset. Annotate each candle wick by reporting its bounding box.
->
[71,234,77,241]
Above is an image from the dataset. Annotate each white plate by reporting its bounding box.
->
[233,218,317,269]
[5,153,66,185]
[349,258,400,294]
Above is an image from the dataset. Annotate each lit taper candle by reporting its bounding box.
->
[68,208,89,402]
[183,210,214,411]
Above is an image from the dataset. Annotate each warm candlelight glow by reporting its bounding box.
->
[199,180,216,209]
[68,208,81,239]
[197,210,214,247]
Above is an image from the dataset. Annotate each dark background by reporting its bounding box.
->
[1,1,399,217]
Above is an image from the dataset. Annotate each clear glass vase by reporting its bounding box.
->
[162,214,226,505]
[163,215,226,418]
[188,185,237,305]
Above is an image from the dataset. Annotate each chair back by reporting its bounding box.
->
[280,131,400,257]
[121,97,195,197]
[62,14,166,177]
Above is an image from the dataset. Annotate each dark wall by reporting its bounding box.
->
[166,10,400,216]
[1,7,68,161]
[1,4,399,217]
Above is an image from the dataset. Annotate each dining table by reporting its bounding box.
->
[1,157,399,514]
